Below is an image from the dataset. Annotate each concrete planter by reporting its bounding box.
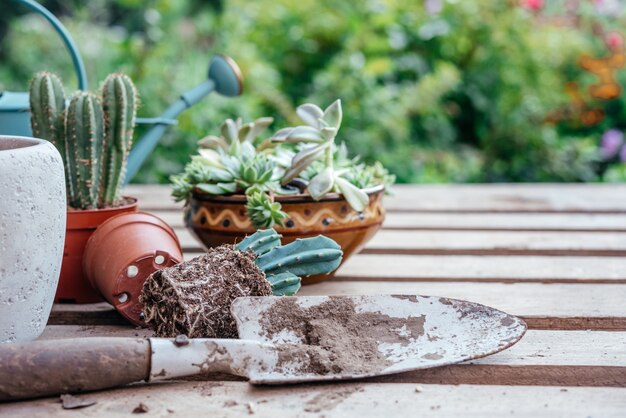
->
[0,136,66,342]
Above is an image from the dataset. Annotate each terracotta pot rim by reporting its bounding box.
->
[66,196,139,230]
[87,211,180,245]
[67,196,138,214]
[191,184,385,204]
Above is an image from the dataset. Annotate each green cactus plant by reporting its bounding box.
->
[64,92,104,208]
[29,71,138,210]
[235,228,343,295]
[100,73,138,207]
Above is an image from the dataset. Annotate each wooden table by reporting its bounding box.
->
[3,184,626,417]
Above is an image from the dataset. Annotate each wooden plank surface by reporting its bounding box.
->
[299,281,626,330]
[158,210,626,232]
[177,228,626,256]
[126,183,626,213]
[17,184,626,415]
[48,279,626,330]
[181,252,626,284]
[2,382,625,417]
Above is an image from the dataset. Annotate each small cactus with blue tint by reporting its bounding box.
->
[236,228,342,295]
[235,228,282,256]
[256,235,343,278]
[29,71,138,209]
[266,272,301,296]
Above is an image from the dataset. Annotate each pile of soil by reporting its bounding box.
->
[259,297,418,375]
[140,245,271,338]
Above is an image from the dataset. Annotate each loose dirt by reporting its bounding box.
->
[260,297,424,375]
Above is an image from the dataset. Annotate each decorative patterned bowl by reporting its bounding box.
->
[185,185,385,284]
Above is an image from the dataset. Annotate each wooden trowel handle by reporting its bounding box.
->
[0,337,151,401]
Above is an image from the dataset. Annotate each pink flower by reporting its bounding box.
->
[520,0,544,11]
[606,32,624,51]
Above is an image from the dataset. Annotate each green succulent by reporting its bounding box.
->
[245,189,288,228]
[171,100,394,229]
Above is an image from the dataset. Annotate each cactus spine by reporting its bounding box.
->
[29,71,138,209]
[235,229,343,296]
[101,73,137,207]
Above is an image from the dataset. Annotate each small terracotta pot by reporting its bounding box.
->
[57,198,139,303]
[185,185,385,284]
[84,212,183,326]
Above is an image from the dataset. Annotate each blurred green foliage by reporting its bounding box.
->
[1,0,624,183]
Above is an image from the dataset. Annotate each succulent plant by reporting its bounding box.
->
[29,71,138,209]
[171,100,395,228]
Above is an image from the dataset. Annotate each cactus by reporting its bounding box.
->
[29,72,68,192]
[256,235,343,278]
[235,228,282,256]
[29,71,138,209]
[266,272,301,296]
[64,92,104,209]
[235,228,343,295]
[100,73,137,207]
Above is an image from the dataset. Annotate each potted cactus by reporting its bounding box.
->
[29,71,139,303]
[171,100,395,284]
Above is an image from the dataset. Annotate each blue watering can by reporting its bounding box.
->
[0,0,243,182]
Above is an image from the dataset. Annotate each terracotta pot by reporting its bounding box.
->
[185,185,385,284]
[57,198,139,303]
[0,136,66,342]
[83,212,182,326]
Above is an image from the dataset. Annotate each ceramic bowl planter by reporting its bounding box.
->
[83,212,183,325]
[0,136,66,342]
[185,185,385,284]
[58,199,139,303]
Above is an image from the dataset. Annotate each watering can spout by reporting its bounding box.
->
[124,55,244,183]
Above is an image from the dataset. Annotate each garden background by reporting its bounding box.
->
[2,0,626,184]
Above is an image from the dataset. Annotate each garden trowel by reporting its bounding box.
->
[0,295,525,401]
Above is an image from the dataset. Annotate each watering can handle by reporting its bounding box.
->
[12,0,88,90]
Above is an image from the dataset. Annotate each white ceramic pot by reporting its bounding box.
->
[0,136,66,342]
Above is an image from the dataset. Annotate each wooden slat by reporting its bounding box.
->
[126,184,626,213]
[35,326,626,387]
[49,279,626,330]
[156,210,626,232]
[2,382,625,417]
[297,281,626,330]
[180,252,626,284]
[176,228,626,256]
[334,254,626,283]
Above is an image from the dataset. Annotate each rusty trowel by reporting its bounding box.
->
[0,295,525,401]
